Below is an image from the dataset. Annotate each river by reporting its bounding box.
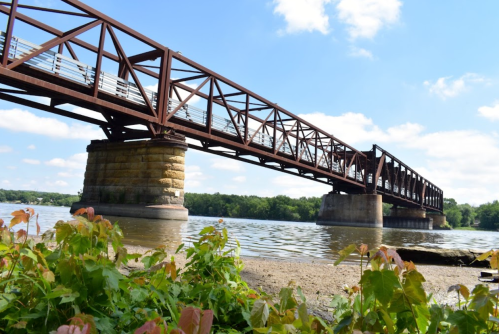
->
[1,203,496,263]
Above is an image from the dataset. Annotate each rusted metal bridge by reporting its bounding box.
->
[0,0,443,212]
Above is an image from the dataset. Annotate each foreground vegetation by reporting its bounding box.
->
[1,208,499,333]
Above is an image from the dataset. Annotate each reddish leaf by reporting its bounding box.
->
[170,330,186,334]
[73,208,87,217]
[134,318,163,334]
[86,207,95,221]
[36,214,40,236]
[178,307,201,334]
[371,249,389,263]
[359,244,368,256]
[26,207,35,217]
[10,210,29,228]
[92,215,103,223]
[199,310,213,334]
[16,229,27,241]
[0,218,4,227]
[387,249,404,271]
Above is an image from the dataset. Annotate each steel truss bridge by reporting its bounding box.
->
[0,0,443,212]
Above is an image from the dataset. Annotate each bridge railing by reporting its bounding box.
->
[1,30,367,182]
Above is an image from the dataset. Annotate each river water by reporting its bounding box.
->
[1,203,497,263]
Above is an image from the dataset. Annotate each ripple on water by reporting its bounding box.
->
[1,203,497,263]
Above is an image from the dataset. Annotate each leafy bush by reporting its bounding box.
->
[329,244,499,334]
[0,208,246,333]
[1,207,499,334]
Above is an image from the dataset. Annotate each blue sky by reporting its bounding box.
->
[1,0,499,205]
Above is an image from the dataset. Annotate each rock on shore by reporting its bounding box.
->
[394,246,490,267]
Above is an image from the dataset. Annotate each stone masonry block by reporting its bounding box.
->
[172,179,184,189]
[163,170,185,180]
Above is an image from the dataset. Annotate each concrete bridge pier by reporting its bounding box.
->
[384,207,433,230]
[70,136,188,220]
[316,193,383,228]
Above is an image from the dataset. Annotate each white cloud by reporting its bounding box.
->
[70,107,107,122]
[0,109,105,140]
[6,166,16,170]
[273,0,331,35]
[349,46,373,59]
[272,175,330,198]
[27,144,36,150]
[46,180,69,187]
[336,0,402,39]
[210,158,245,172]
[57,171,83,178]
[45,153,87,170]
[232,176,246,183]
[22,158,40,165]
[424,73,486,100]
[0,145,12,153]
[1,180,10,185]
[478,102,499,121]
[185,165,210,188]
[299,110,499,205]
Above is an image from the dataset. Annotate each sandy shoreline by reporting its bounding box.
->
[120,243,488,320]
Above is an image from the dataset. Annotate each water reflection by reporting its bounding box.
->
[0,203,497,263]
[107,215,187,249]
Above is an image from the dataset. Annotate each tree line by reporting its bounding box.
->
[0,189,80,207]
[443,197,499,230]
[184,192,322,222]
[2,189,498,229]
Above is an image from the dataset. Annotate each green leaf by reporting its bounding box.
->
[102,265,122,291]
[388,290,411,313]
[130,288,148,303]
[57,258,75,285]
[414,304,430,333]
[279,287,297,313]
[402,270,427,305]
[379,309,395,334]
[447,310,484,334]
[297,286,306,303]
[250,299,269,328]
[334,244,357,266]
[69,234,91,255]
[298,302,309,328]
[199,226,215,235]
[175,243,184,254]
[55,223,73,244]
[369,269,400,306]
[427,304,445,334]
[20,248,38,262]
[94,316,117,334]
[333,313,353,334]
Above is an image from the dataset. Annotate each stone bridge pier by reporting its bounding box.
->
[316,193,383,228]
[70,136,188,220]
[316,194,444,230]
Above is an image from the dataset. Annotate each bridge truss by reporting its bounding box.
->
[0,0,443,212]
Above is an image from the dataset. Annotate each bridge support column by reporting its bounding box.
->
[316,194,383,228]
[384,207,433,230]
[70,136,188,220]
[427,213,447,229]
